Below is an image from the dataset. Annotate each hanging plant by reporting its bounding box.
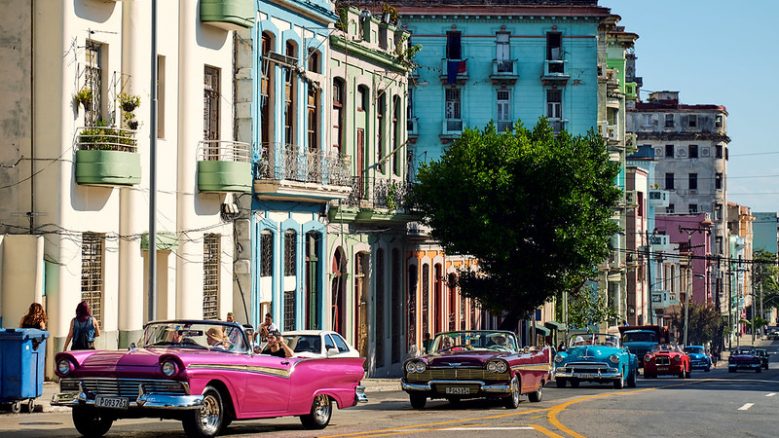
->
[74,87,93,111]
[127,119,139,130]
[118,93,141,112]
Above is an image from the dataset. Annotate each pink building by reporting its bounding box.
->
[655,214,714,306]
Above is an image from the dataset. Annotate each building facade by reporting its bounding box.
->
[727,202,753,340]
[0,0,251,373]
[752,212,779,255]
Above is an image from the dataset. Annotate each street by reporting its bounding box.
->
[2,340,778,438]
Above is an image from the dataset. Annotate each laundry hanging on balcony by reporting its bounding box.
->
[447,59,467,85]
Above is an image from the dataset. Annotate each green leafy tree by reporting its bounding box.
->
[672,303,722,345]
[753,250,779,314]
[413,119,620,329]
[565,285,618,330]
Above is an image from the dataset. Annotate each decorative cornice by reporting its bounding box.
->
[330,35,409,73]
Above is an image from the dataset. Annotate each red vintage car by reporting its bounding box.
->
[401,330,550,409]
[643,344,691,379]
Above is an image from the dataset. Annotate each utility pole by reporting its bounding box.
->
[646,230,653,325]
[147,0,158,322]
[684,256,691,346]
[751,275,756,346]
[727,264,733,350]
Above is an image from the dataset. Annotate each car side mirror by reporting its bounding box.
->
[327,348,339,357]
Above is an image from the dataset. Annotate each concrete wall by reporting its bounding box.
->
[0,235,44,327]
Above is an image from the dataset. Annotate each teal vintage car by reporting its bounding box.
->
[553,333,638,389]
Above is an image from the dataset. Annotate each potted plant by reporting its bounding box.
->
[118,93,141,112]
[127,119,139,130]
[74,87,93,111]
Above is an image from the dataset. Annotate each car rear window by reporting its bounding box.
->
[324,335,336,351]
[332,333,350,353]
[290,335,321,353]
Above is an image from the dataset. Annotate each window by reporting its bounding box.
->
[203,234,221,320]
[689,173,697,190]
[332,78,344,153]
[324,334,336,351]
[261,231,273,276]
[688,115,698,128]
[422,263,430,336]
[377,93,386,172]
[284,229,297,276]
[81,233,105,324]
[725,147,729,160]
[305,232,320,329]
[284,290,295,331]
[665,114,674,128]
[496,32,511,72]
[546,32,562,60]
[84,41,103,126]
[715,203,723,220]
[284,41,297,145]
[689,144,698,159]
[261,33,273,150]
[157,55,165,138]
[667,203,675,214]
[332,333,350,353]
[204,66,220,142]
[376,249,385,367]
[392,96,401,176]
[307,48,320,73]
[357,86,368,112]
[715,172,723,190]
[715,114,723,128]
[446,31,462,59]
[546,89,562,119]
[716,237,723,254]
[689,204,698,213]
[637,191,644,217]
[445,88,462,133]
[307,85,319,150]
[497,89,511,132]
[665,144,674,158]
[716,144,723,159]
[665,172,674,190]
[407,265,418,346]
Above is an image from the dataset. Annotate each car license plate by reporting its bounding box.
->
[445,386,471,395]
[95,396,128,409]
[657,367,668,371]
[576,373,598,379]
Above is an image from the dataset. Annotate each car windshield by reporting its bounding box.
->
[622,332,658,343]
[734,348,754,355]
[653,344,678,353]
[568,334,620,348]
[286,335,322,354]
[142,321,248,353]
[430,331,518,353]
[684,346,704,354]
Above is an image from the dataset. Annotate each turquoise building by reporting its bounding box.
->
[753,212,779,254]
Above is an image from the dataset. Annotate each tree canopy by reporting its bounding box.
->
[413,119,621,327]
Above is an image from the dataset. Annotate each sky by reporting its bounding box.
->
[600,0,779,213]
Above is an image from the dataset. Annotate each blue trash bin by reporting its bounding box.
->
[0,328,49,412]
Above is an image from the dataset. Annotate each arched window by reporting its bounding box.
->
[377,93,386,173]
[422,263,429,337]
[284,229,297,276]
[307,85,319,150]
[284,41,298,145]
[305,231,321,329]
[261,32,274,150]
[308,48,320,73]
[392,95,401,176]
[260,230,273,277]
[332,78,345,154]
[407,264,418,346]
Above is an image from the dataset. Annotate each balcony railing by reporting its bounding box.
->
[442,119,464,136]
[257,145,351,186]
[197,140,252,193]
[77,126,138,152]
[439,58,468,83]
[490,59,518,83]
[407,117,419,137]
[549,118,567,134]
[74,126,140,186]
[542,60,569,81]
[345,177,411,211]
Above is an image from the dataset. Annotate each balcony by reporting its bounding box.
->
[490,59,518,84]
[648,189,670,208]
[197,140,252,193]
[200,0,254,31]
[648,234,672,250]
[441,119,464,139]
[254,145,351,203]
[651,290,679,309]
[407,117,419,139]
[439,58,468,84]
[74,126,140,186]
[541,60,569,83]
[625,82,638,100]
[337,177,413,222]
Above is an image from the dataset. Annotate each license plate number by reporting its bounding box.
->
[445,386,471,395]
[576,373,598,379]
[95,396,128,409]
[657,367,668,371]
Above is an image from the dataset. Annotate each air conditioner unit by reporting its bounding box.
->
[625,190,637,206]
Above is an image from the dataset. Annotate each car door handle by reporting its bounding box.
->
[281,361,290,365]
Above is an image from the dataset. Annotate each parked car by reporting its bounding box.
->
[683,345,712,372]
[754,348,770,370]
[401,330,549,409]
[728,348,762,373]
[618,325,667,368]
[553,333,638,389]
[52,320,366,437]
[644,344,691,378]
[283,330,359,358]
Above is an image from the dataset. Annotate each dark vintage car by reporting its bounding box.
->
[755,348,769,370]
[644,344,691,379]
[401,330,550,409]
[728,348,762,373]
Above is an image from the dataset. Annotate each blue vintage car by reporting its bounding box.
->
[553,333,638,389]
[683,345,712,371]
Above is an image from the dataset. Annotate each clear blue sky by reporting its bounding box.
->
[601,0,779,213]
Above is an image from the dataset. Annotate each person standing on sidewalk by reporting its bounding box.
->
[62,301,101,351]
[19,302,47,330]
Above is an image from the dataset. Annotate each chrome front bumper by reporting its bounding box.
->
[52,382,204,410]
[401,379,510,394]
[355,385,369,403]
[729,363,760,369]
[553,368,622,380]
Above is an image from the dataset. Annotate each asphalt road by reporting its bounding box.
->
[2,340,778,438]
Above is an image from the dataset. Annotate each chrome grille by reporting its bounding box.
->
[562,362,614,373]
[655,357,670,366]
[406,367,509,382]
[61,378,187,397]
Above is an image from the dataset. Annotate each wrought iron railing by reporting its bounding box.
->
[344,177,412,211]
[197,140,251,162]
[76,126,137,153]
[257,144,351,186]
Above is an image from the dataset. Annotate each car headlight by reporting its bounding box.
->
[673,356,681,363]
[57,359,72,376]
[644,354,653,363]
[554,354,565,363]
[405,361,417,374]
[161,360,178,377]
[494,361,508,373]
[414,361,426,373]
[609,354,620,364]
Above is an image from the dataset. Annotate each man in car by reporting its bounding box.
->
[262,330,294,358]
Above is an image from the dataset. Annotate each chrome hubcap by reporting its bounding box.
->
[313,395,331,424]
[512,378,519,404]
[199,393,221,434]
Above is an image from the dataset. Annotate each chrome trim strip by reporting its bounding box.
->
[400,379,510,394]
[51,392,204,410]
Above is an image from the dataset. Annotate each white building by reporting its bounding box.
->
[0,0,253,374]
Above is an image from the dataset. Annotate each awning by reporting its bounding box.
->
[533,324,551,336]
[544,321,567,331]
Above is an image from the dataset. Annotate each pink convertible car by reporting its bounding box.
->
[52,320,367,437]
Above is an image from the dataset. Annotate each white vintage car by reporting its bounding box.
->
[284,330,360,359]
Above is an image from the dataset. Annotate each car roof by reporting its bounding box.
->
[284,330,338,336]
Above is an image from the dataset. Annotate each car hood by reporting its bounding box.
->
[687,353,707,360]
[426,351,505,367]
[560,345,621,363]
[731,354,759,361]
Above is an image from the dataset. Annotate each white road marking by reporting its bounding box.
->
[443,427,536,431]
[738,403,754,411]
[766,393,776,397]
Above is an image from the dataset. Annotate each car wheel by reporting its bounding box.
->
[409,394,426,410]
[528,385,543,403]
[627,369,637,388]
[183,386,224,438]
[569,379,580,388]
[504,376,521,409]
[72,407,113,438]
[300,394,332,430]
[556,378,567,388]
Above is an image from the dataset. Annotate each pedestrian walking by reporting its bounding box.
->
[19,302,47,330]
[63,300,101,351]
